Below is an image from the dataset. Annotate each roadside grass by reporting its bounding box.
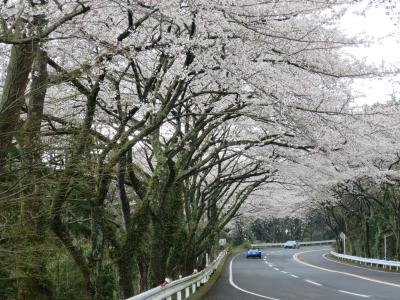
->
[188,245,247,300]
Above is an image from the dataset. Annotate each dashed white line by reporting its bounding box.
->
[274,267,280,271]
[305,279,322,286]
[290,274,299,278]
[281,271,289,274]
[338,290,370,298]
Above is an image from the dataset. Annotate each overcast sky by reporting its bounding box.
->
[340,3,400,105]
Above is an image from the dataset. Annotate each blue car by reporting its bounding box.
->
[246,248,262,259]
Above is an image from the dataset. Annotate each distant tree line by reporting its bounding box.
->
[228,214,334,246]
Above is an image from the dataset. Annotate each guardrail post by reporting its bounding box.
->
[166,297,172,300]
[192,283,196,293]
[185,287,190,299]
[177,290,182,300]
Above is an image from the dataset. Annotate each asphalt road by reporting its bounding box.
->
[208,246,400,300]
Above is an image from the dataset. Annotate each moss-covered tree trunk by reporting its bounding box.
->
[137,255,149,292]
[364,216,371,258]
[116,254,135,298]
[0,44,36,172]
[146,130,185,285]
[182,241,196,275]
[114,199,151,298]
[16,47,51,300]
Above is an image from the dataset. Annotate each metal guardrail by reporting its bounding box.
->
[251,239,335,248]
[126,250,227,300]
[330,251,400,271]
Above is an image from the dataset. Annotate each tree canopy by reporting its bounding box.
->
[0,1,399,299]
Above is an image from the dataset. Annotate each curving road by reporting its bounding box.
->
[208,246,400,300]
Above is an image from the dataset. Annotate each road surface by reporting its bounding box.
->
[208,246,400,300]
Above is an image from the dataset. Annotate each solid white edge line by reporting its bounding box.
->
[229,253,280,300]
[294,249,400,288]
[305,279,322,286]
[338,290,370,298]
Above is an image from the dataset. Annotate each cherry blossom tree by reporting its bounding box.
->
[1,0,398,299]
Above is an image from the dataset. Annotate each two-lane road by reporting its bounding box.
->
[208,246,400,300]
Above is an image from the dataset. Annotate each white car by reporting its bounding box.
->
[283,240,300,249]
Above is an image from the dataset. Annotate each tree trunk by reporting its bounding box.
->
[364,217,371,258]
[116,255,135,298]
[138,255,149,293]
[16,48,52,300]
[0,43,36,172]
[149,220,168,286]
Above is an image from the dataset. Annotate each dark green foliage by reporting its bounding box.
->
[0,268,16,300]
[321,179,400,260]
[47,252,87,300]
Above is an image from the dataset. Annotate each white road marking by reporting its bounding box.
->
[305,279,322,286]
[294,249,400,288]
[281,271,288,274]
[274,267,280,271]
[290,274,299,278]
[229,254,280,300]
[338,290,370,298]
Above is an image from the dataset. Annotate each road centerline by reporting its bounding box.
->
[305,279,322,286]
[338,290,370,298]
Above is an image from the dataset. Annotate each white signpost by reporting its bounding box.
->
[340,232,346,255]
[384,233,393,263]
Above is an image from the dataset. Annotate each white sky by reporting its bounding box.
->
[340,3,400,105]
